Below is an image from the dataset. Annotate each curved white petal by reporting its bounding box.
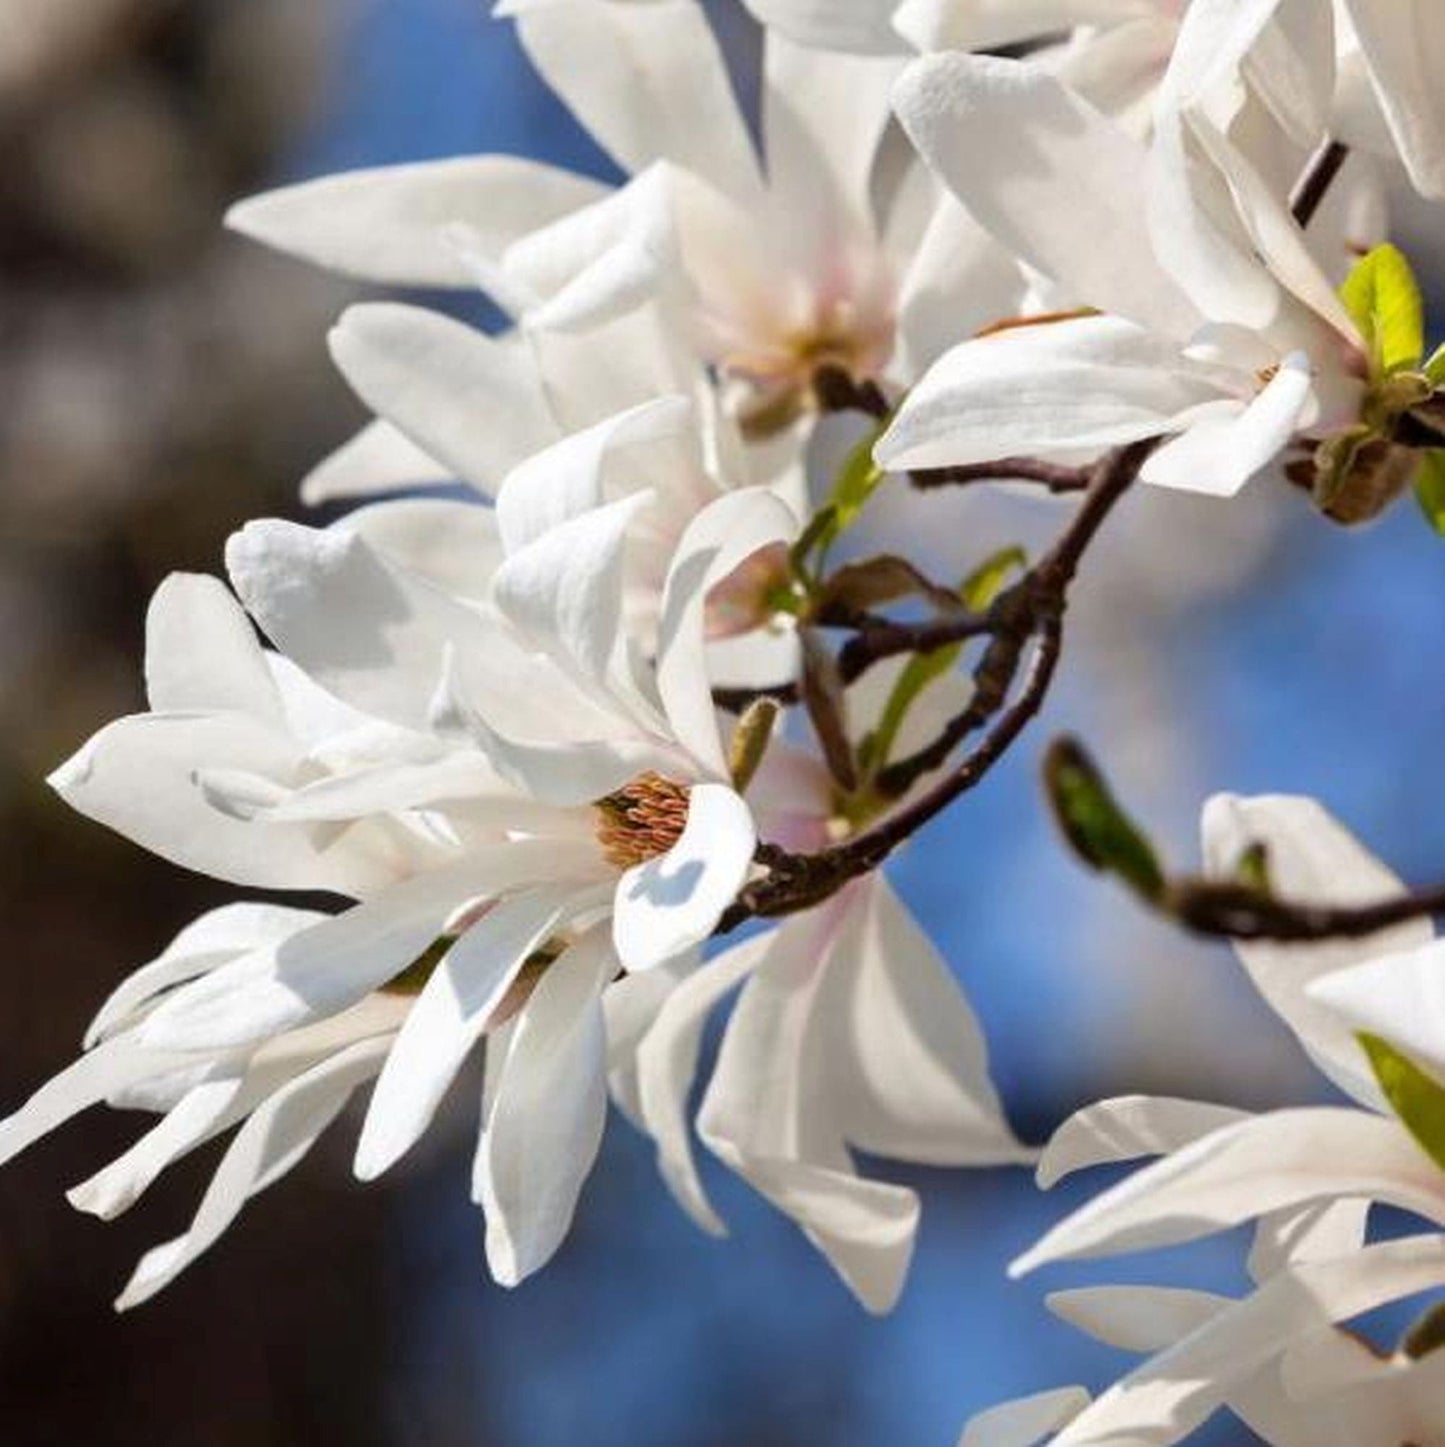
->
[477,923,617,1286]
[299,419,452,507]
[49,713,394,895]
[85,903,328,1047]
[339,498,504,600]
[600,953,694,1127]
[354,885,581,1180]
[635,932,772,1233]
[1047,1285,1231,1353]
[328,305,556,497]
[226,156,606,287]
[115,1036,391,1309]
[1014,1107,1445,1276]
[877,315,1216,473]
[745,0,904,55]
[140,843,594,1051]
[1201,792,1430,1110]
[656,489,800,775]
[613,783,756,972]
[145,574,281,721]
[1141,353,1312,497]
[892,54,1201,339]
[1037,1095,1255,1189]
[959,1385,1092,1447]
[1309,939,1445,1083]
[1052,1236,1445,1444]
[512,0,762,205]
[820,878,1033,1164]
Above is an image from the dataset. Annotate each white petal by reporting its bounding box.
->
[959,1385,1092,1447]
[85,903,327,1047]
[493,489,655,697]
[744,0,905,54]
[339,498,504,600]
[355,886,583,1179]
[0,1035,203,1170]
[599,953,694,1127]
[1141,353,1312,497]
[495,393,697,556]
[477,923,617,1286]
[140,842,595,1051]
[115,1036,391,1309]
[892,54,1201,338]
[1339,0,1445,199]
[762,32,901,242]
[697,907,920,1313]
[226,156,606,287]
[896,0,1150,53]
[1309,939,1445,1083]
[144,574,281,721]
[877,315,1217,473]
[613,783,756,972]
[1013,1107,1445,1276]
[1037,1095,1256,1189]
[1047,1285,1231,1352]
[225,518,546,736]
[1247,1197,1370,1283]
[656,489,800,775]
[512,0,762,204]
[1052,1236,1445,1444]
[505,165,684,335]
[328,305,556,497]
[635,932,772,1233]
[299,419,452,507]
[49,713,393,895]
[1201,792,1430,1109]
[821,878,1032,1164]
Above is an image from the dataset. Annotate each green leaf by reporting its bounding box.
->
[1359,1032,1445,1173]
[1234,841,1273,894]
[1426,343,1445,388]
[830,425,886,533]
[961,545,1027,612]
[1340,243,1425,377]
[1416,451,1445,537]
[727,698,779,793]
[1043,737,1165,901]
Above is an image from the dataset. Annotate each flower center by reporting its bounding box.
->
[595,773,690,870]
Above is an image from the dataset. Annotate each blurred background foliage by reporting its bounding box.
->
[1,2,1442,1443]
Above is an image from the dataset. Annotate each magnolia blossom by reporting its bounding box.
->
[879,53,1374,500]
[972,794,1445,1443]
[229,0,1029,488]
[18,484,787,1298]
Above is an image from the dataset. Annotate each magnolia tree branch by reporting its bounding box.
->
[1167,877,1445,942]
[1290,138,1350,228]
[719,438,1156,931]
[910,458,1092,493]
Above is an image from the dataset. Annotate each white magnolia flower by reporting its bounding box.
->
[229,0,1027,480]
[19,481,807,1298]
[975,794,1445,1443]
[880,53,1369,500]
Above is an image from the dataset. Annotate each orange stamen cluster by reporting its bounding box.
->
[595,773,691,870]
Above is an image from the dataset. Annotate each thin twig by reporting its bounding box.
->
[1290,139,1349,228]
[910,458,1091,493]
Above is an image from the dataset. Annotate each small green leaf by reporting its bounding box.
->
[1416,451,1445,537]
[1359,1031,1445,1173]
[789,507,837,581]
[961,545,1028,612]
[1340,243,1425,377]
[1426,344,1445,388]
[1043,737,1165,902]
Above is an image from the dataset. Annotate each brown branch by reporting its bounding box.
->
[1165,877,1445,944]
[910,458,1091,493]
[1290,139,1349,229]
[719,437,1155,931]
